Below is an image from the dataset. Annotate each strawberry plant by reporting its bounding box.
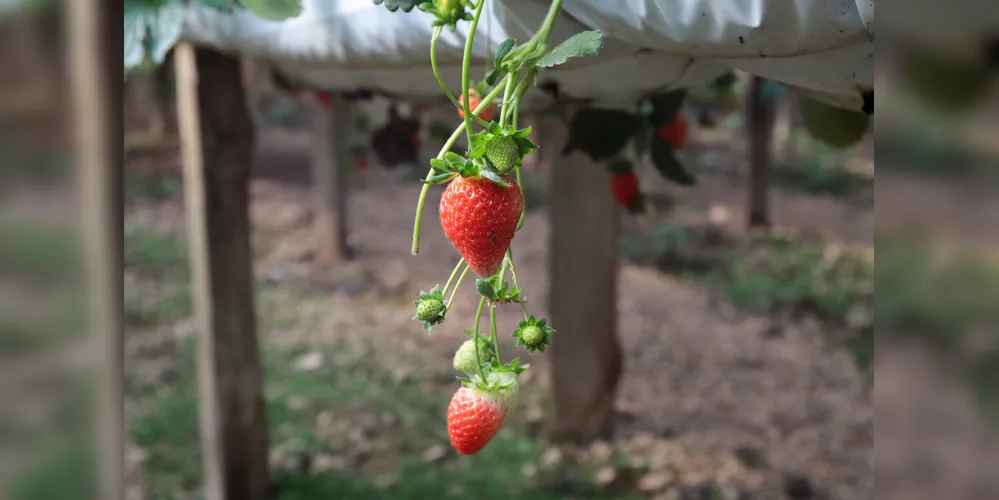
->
[377,0,610,454]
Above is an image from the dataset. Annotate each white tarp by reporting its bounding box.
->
[182,0,878,110]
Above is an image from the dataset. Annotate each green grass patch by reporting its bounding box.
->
[125,227,187,276]
[0,221,80,282]
[131,341,634,500]
[622,224,999,415]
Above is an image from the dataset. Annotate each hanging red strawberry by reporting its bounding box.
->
[316,91,334,109]
[657,113,689,151]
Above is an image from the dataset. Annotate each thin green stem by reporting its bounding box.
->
[490,306,502,364]
[535,0,565,45]
[445,265,471,310]
[430,27,461,110]
[442,258,466,295]
[499,70,519,127]
[506,249,529,319]
[460,0,487,143]
[411,76,509,255]
[472,297,487,380]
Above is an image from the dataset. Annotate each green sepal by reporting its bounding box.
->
[479,170,509,186]
[422,172,457,185]
[476,278,497,299]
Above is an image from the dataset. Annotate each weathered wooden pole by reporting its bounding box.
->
[68,0,122,497]
[174,43,269,500]
[747,76,777,228]
[544,110,623,441]
[311,94,352,262]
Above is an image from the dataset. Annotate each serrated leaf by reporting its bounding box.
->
[123,0,184,71]
[648,90,686,127]
[536,30,604,68]
[650,140,696,186]
[372,0,423,12]
[241,0,303,20]
[476,279,497,299]
[563,107,638,161]
[197,0,233,9]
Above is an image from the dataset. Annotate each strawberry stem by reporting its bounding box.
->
[445,265,471,311]
[472,296,487,380]
[489,305,502,364]
[442,258,466,295]
[506,249,529,320]
[430,27,461,111]
[459,0,487,144]
[411,77,509,255]
[499,70,519,127]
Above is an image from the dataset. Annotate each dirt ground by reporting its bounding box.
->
[116,108,999,499]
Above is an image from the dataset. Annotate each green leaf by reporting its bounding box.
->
[372,0,424,12]
[648,90,687,126]
[536,30,605,68]
[563,108,639,161]
[484,68,501,86]
[197,0,234,9]
[650,140,696,186]
[476,279,497,299]
[124,0,185,71]
[240,0,303,20]
[494,39,516,68]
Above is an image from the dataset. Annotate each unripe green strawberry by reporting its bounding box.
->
[519,325,544,346]
[498,377,520,410]
[413,286,447,333]
[513,315,554,353]
[416,298,445,322]
[452,335,493,373]
[484,136,521,174]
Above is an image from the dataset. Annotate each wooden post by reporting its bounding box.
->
[174,43,269,500]
[747,76,777,228]
[68,0,122,498]
[544,111,623,441]
[311,95,352,262]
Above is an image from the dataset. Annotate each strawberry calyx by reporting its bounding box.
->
[413,285,447,333]
[420,0,473,32]
[512,315,554,353]
[475,275,523,306]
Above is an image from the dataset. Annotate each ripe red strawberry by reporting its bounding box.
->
[657,113,689,151]
[354,153,369,170]
[439,175,523,277]
[446,386,507,455]
[458,89,497,123]
[316,91,334,109]
[610,171,639,208]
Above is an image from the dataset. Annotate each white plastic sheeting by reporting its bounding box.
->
[182,0,876,109]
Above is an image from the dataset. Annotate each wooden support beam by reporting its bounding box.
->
[544,111,623,441]
[174,43,269,500]
[747,76,778,229]
[311,95,353,262]
[68,0,122,498]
